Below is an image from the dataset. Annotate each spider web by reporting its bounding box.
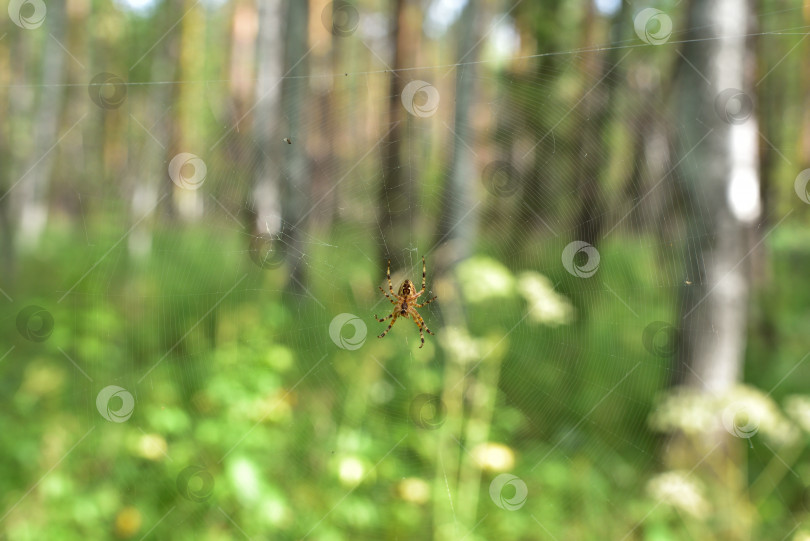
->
[4,2,808,540]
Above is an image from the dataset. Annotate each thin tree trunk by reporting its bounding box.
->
[128,40,176,259]
[252,0,284,238]
[170,0,206,221]
[280,0,311,291]
[436,1,479,264]
[670,3,761,536]
[675,0,760,393]
[379,0,411,263]
[15,1,67,248]
[573,3,622,245]
[433,1,481,538]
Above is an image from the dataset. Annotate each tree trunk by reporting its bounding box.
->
[379,0,412,264]
[435,0,479,265]
[15,1,68,248]
[669,3,761,536]
[572,1,615,246]
[251,0,285,239]
[675,0,760,393]
[433,1,481,539]
[280,0,310,291]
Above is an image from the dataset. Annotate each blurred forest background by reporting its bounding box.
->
[2,0,810,539]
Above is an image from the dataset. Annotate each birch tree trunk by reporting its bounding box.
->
[252,0,284,238]
[16,1,67,248]
[675,0,760,394]
[670,3,761,533]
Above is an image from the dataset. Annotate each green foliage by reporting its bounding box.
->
[2,225,808,540]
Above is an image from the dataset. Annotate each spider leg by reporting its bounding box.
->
[414,295,437,308]
[411,310,435,335]
[379,286,398,304]
[378,312,399,338]
[408,309,434,348]
[387,259,395,295]
[375,312,394,323]
[412,256,428,299]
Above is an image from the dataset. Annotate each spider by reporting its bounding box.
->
[375,256,437,348]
